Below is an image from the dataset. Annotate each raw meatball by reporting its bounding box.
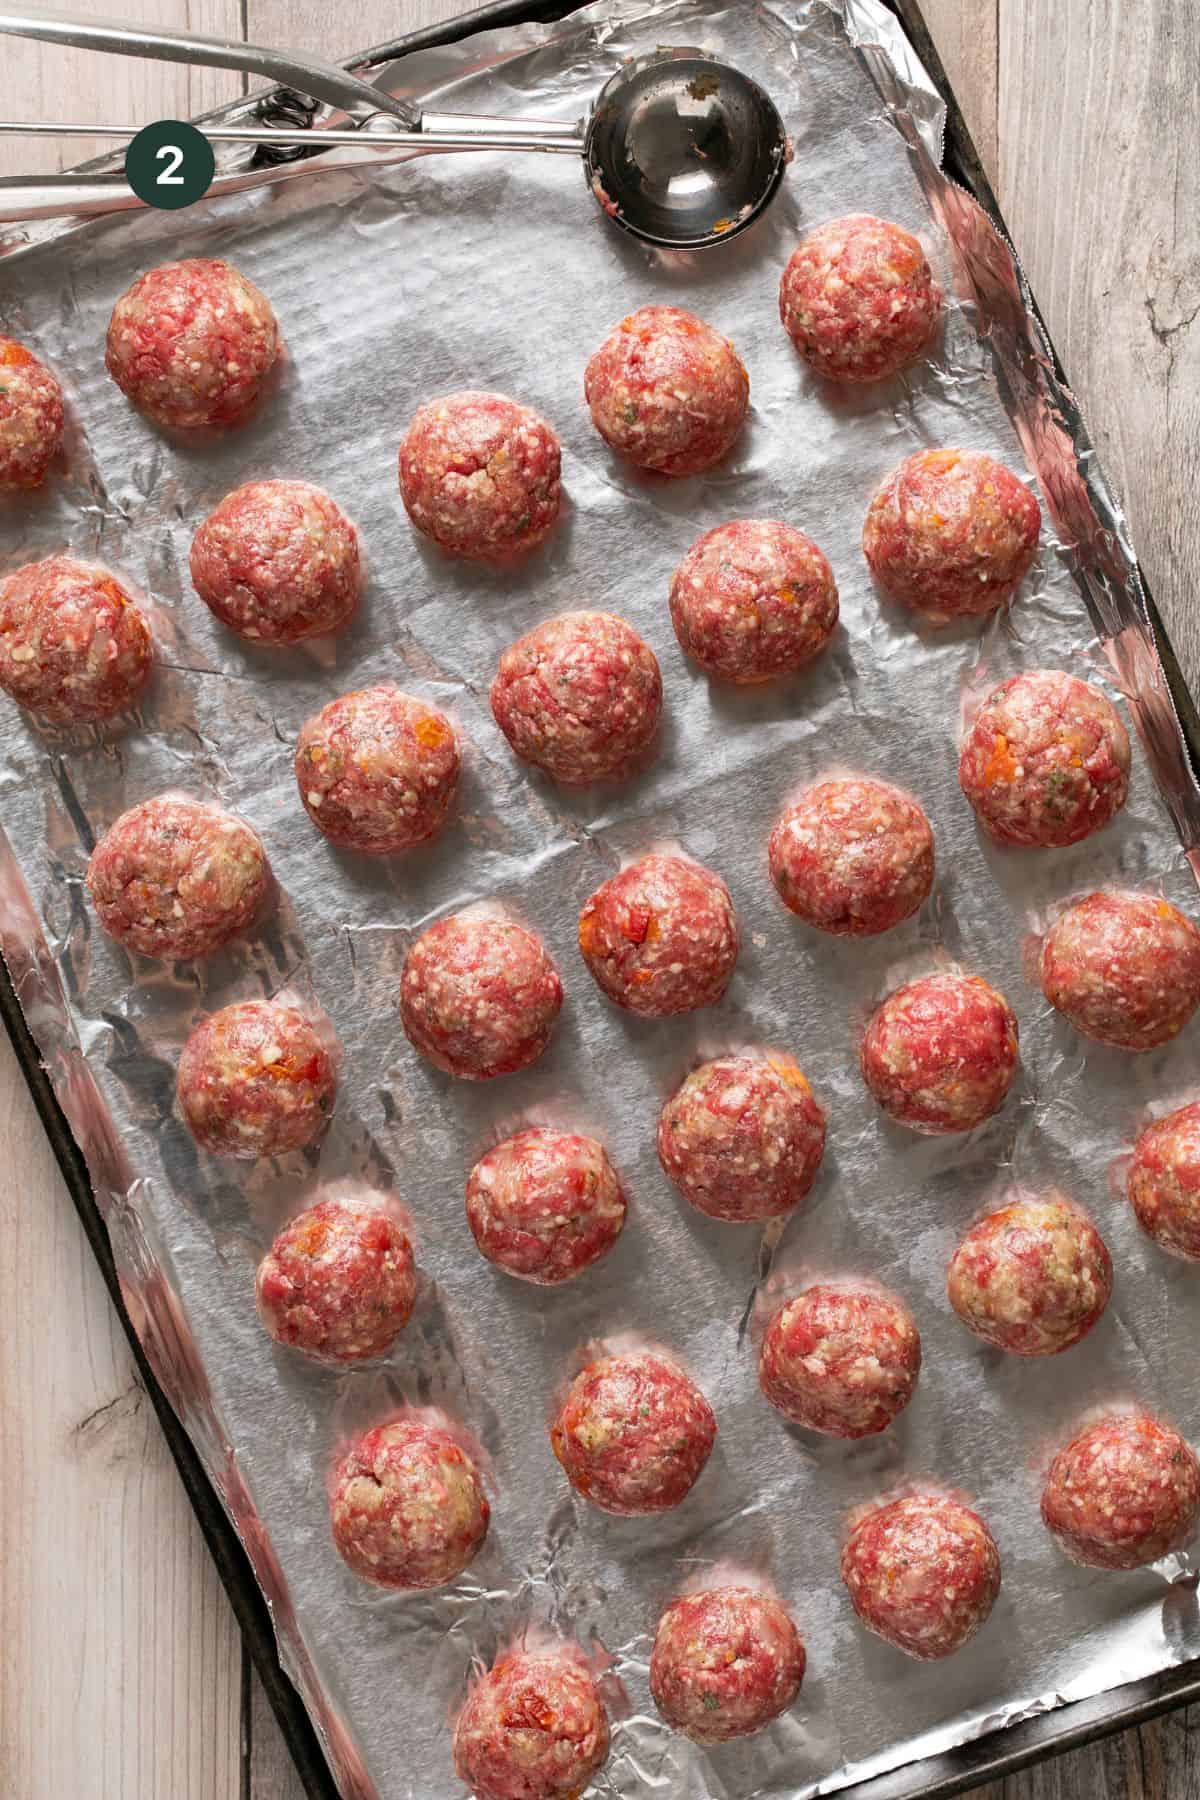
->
[778,214,941,383]
[465,1127,626,1284]
[668,518,838,684]
[947,1193,1112,1356]
[863,448,1041,623]
[860,972,1019,1134]
[841,1493,1001,1660]
[255,1193,416,1363]
[1127,1101,1200,1261]
[329,1416,489,1589]
[490,610,661,784]
[0,337,64,489]
[453,1646,610,1800]
[584,304,749,477]
[400,914,562,1080]
[176,999,336,1159]
[398,390,561,560]
[87,795,270,960]
[189,479,362,644]
[959,670,1130,848]
[1041,1413,1200,1570]
[105,258,279,430]
[295,685,460,855]
[769,777,934,936]
[0,555,152,723]
[759,1283,921,1437]
[1040,890,1200,1051]
[649,1588,805,1744]
[657,1052,826,1223]
[578,852,739,1017]
[549,1350,716,1515]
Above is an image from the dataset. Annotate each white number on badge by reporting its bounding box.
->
[155,143,185,186]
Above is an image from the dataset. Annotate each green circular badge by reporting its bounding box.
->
[125,120,215,211]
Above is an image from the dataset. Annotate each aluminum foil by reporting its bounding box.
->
[3,3,1200,1797]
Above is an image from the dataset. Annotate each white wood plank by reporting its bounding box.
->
[913,0,999,179]
[997,0,1200,691]
[0,1035,244,1797]
[0,0,246,177]
[243,0,468,56]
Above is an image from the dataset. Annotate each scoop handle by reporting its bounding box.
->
[0,6,421,127]
[0,125,582,233]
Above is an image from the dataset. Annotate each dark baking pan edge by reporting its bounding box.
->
[2,3,1197,1800]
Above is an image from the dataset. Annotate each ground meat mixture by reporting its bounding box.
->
[668,518,839,684]
[295,685,460,855]
[656,1051,826,1222]
[860,971,1020,1134]
[0,337,64,489]
[1127,1101,1200,1261]
[105,258,279,430]
[862,448,1041,623]
[189,479,362,644]
[758,1282,921,1437]
[490,610,662,784]
[255,1193,416,1363]
[584,304,749,477]
[176,998,336,1159]
[398,390,561,560]
[465,1127,626,1284]
[778,214,942,383]
[400,914,563,1080]
[1041,1413,1200,1570]
[958,669,1130,848]
[1040,890,1200,1051]
[452,1646,610,1800]
[330,1416,489,1589]
[649,1587,805,1744]
[769,777,934,936]
[947,1193,1112,1356]
[841,1493,1001,1660]
[87,794,271,959]
[549,1349,716,1515]
[578,852,739,1017]
[0,555,152,723]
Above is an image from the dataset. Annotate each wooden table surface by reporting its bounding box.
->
[1,2,1198,1796]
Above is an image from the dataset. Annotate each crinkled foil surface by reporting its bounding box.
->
[4,3,1200,1797]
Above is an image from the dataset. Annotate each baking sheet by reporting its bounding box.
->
[4,2,1200,1797]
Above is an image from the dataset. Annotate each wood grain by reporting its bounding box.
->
[0,1036,243,1799]
[2,1,1199,1797]
[909,0,999,177]
[997,0,1200,692]
[0,0,244,176]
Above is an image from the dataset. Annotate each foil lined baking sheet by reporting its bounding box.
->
[3,3,1200,1796]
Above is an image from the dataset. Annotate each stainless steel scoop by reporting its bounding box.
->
[0,9,789,246]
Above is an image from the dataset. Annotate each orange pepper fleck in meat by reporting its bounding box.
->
[414,715,450,751]
[98,577,129,611]
[0,341,35,368]
[294,1216,332,1258]
[768,1054,811,1094]
[983,734,1018,786]
[502,1694,559,1733]
[264,1052,324,1084]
